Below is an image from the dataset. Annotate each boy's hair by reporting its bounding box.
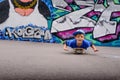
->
[73,29,85,36]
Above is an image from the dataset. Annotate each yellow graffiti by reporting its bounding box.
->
[13,0,37,9]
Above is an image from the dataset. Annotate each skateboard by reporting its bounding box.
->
[73,48,85,54]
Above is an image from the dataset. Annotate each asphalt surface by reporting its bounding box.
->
[0,40,120,80]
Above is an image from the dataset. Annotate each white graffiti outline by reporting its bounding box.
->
[51,0,120,40]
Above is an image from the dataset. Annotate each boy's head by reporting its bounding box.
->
[73,29,85,36]
[73,29,85,43]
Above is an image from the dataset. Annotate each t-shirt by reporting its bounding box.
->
[66,39,92,49]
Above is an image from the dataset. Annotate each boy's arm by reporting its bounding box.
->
[63,43,68,51]
[91,44,98,52]
[63,40,69,51]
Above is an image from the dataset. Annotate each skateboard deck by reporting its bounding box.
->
[73,48,85,54]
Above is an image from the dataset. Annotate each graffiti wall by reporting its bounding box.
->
[0,0,120,47]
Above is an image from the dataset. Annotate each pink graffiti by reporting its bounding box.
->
[57,29,76,39]
[65,6,72,11]
[79,5,86,9]
[65,0,73,3]
[98,35,117,41]
[112,11,120,17]
[98,0,103,4]
[116,24,120,35]
[56,28,94,40]
[97,23,120,42]
[86,10,101,17]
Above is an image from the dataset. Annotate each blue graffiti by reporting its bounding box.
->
[0,24,61,43]
[0,0,4,3]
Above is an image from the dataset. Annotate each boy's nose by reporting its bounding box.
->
[78,37,82,39]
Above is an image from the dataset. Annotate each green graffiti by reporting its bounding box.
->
[54,36,63,43]
[85,34,101,45]
[112,17,120,23]
[52,9,69,19]
[47,19,53,30]
[85,34,120,47]
[91,15,99,21]
[112,36,120,46]
[114,0,120,4]
[94,0,97,3]
[55,9,67,13]
[103,0,109,8]
[69,4,80,11]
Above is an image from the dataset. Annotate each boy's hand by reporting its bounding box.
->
[94,49,99,52]
[64,47,68,51]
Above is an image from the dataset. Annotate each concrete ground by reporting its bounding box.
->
[0,40,120,80]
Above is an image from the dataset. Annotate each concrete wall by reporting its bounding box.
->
[0,0,120,47]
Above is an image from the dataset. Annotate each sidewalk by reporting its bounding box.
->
[0,40,120,80]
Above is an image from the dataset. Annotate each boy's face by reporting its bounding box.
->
[75,34,84,43]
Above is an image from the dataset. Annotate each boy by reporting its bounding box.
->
[63,29,98,53]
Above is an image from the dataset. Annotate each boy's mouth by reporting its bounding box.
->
[78,40,82,41]
[77,40,82,42]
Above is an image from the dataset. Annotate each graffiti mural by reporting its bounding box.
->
[1,24,56,42]
[50,0,120,46]
[0,0,50,29]
[0,0,120,47]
